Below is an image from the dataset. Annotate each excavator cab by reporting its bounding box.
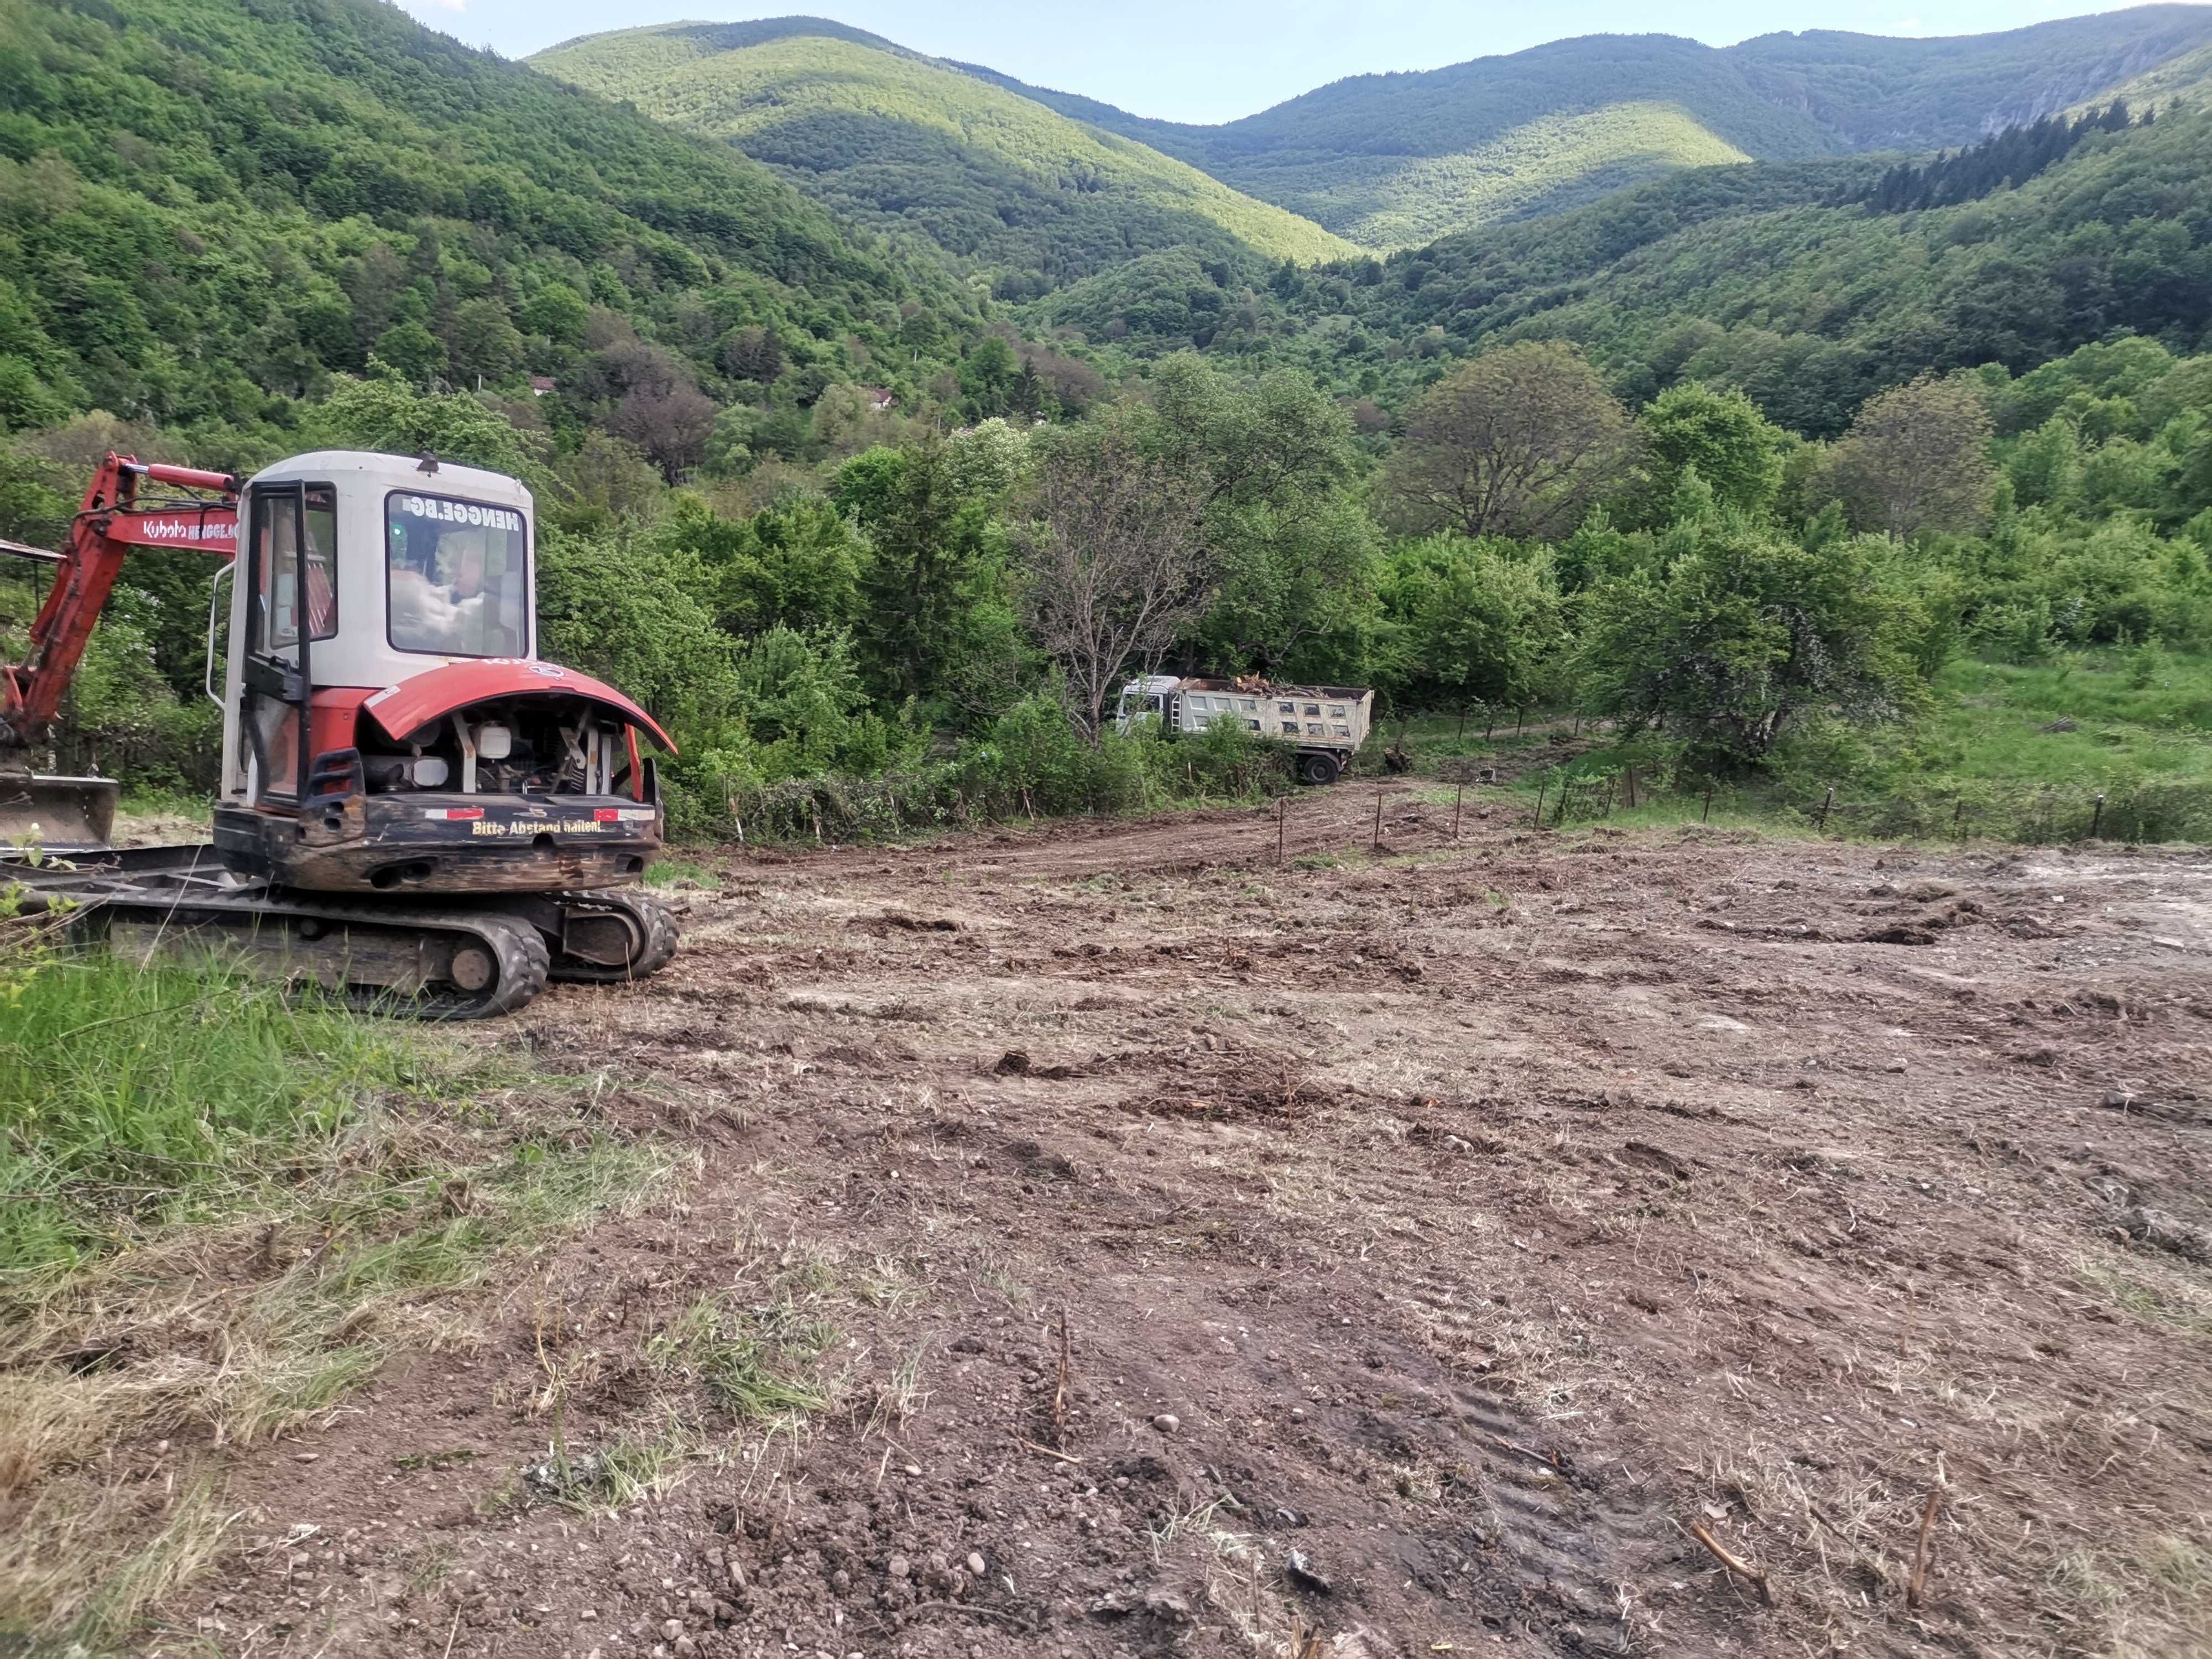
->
[212,452,671,897]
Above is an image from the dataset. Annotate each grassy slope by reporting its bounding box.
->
[529,26,1356,281]
[1389,649,2212,843]
[987,6,2212,249]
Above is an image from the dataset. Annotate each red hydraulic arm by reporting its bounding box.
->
[0,452,238,750]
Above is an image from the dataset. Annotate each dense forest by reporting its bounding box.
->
[4,0,2210,848]
[1047,100,2212,439]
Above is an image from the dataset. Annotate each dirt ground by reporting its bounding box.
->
[158,783,2212,1659]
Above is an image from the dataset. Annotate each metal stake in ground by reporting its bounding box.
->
[1817,785,1834,831]
[1453,781,1465,839]
[1372,787,1384,853]
[1277,795,1287,867]
[1533,778,1547,828]
[2090,792,2105,839]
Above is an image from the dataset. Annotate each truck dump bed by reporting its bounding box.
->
[1173,680,1373,752]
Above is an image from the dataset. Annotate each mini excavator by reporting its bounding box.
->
[0,449,677,1017]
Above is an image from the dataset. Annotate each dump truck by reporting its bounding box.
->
[1117,674,1373,784]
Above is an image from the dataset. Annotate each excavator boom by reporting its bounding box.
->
[1,455,237,752]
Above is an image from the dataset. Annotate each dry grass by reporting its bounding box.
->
[0,958,687,1648]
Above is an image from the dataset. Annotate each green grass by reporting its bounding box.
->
[0,951,685,1647]
[643,857,716,889]
[1385,650,2212,846]
[0,956,429,1272]
[1921,652,2212,787]
[646,1293,833,1424]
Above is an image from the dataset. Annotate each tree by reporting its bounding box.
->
[554,432,666,529]
[833,422,1027,709]
[444,298,525,386]
[612,383,717,482]
[519,283,590,346]
[305,375,550,488]
[959,336,1019,415]
[1824,375,1996,536]
[370,321,447,384]
[1630,382,1790,523]
[718,325,785,384]
[1014,430,1213,741]
[1376,536,1568,712]
[1576,514,1928,769]
[1379,342,1635,541]
[1134,354,1371,675]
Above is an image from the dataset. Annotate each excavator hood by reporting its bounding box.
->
[361,660,676,754]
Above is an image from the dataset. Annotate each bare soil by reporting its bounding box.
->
[160,784,2212,1659]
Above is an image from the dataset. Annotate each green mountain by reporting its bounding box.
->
[0,0,971,440]
[528,21,1358,294]
[974,6,2212,248]
[1039,99,2212,441]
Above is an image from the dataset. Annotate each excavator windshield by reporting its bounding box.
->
[385,490,529,658]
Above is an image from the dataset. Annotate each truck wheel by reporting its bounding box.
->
[1298,752,1340,786]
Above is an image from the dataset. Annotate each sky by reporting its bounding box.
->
[399,0,2197,123]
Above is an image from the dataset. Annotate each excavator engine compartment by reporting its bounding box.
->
[215,693,665,895]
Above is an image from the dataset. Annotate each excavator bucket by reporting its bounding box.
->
[0,773,118,853]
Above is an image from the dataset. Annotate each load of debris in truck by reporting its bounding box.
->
[1116,674,1373,784]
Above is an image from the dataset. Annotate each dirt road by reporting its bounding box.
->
[177,785,2211,1658]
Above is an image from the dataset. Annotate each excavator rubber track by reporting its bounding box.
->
[3,847,671,1020]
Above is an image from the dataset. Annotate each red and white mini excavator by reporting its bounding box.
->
[1,449,678,1016]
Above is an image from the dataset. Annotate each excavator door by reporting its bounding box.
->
[232,481,336,806]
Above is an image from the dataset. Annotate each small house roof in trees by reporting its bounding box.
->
[529,376,556,396]
[857,387,896,411]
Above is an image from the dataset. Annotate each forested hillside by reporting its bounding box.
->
[983,7,2212,246]
[0,0,983,459]
[1042,101,2212,440]
[529,20,1354,295]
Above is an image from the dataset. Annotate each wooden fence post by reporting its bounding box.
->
[2090,793,2105,840]
[1817,785,1834,831]
[1702,779,1714,823]
[1533,778,1547,828]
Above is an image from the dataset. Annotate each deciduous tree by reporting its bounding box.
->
[1014,430,1212,741]
[1379,342,1635,541]
[1577,515,1928,768]
[1825,375,1997,536]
